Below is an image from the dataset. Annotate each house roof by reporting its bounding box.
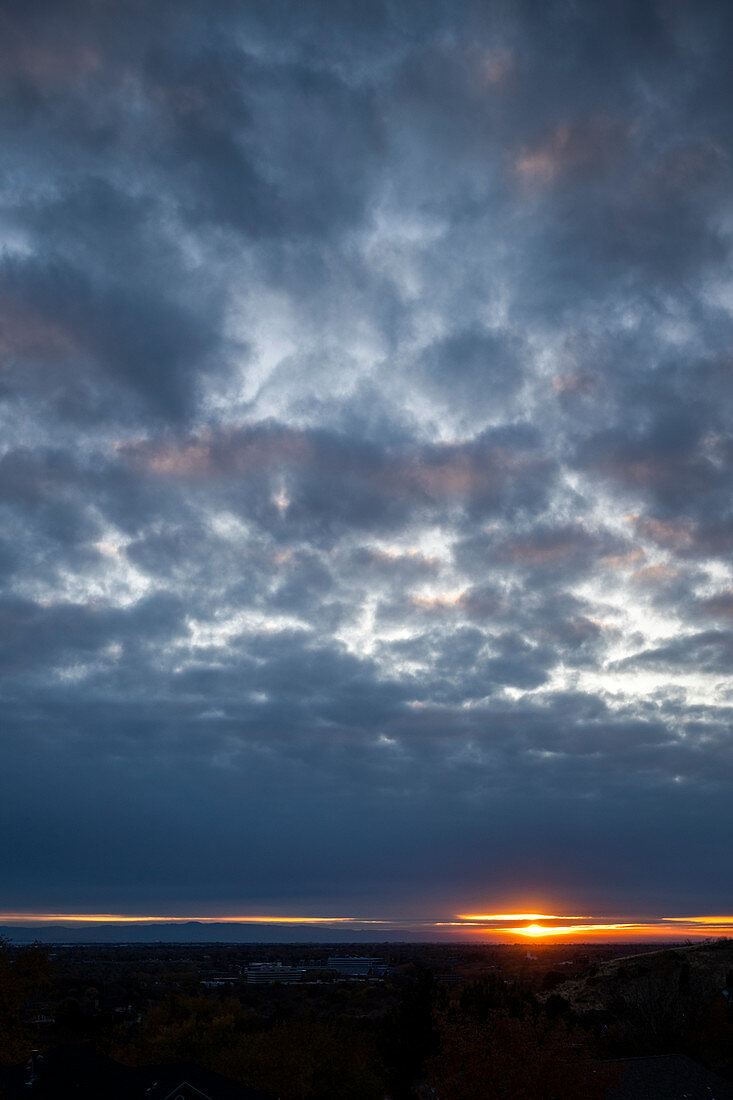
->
[0,1046,272,1099]
[607,1054,733,1100]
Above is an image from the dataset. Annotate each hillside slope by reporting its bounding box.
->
[542,940,733,1016]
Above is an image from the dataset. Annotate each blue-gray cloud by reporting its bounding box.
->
[1,0,733,920]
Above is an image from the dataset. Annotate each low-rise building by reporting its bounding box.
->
[246,961,306,984]
[326,956,383,977]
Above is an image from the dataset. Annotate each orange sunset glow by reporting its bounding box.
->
[451,912,733,940]
[0,913,380,926]
[505,923,635,938]
[2,911,733,941]
[6,5,733,1094]
[663,916,733,924]
[456,913,588,921]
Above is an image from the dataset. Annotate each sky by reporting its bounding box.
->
[1,0,733,942]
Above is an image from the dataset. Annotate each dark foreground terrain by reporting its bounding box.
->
[1,937,731,1098]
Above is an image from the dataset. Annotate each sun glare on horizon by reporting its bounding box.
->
[450,909,733,941]
[2,909,733,942]
[456,913,588,922]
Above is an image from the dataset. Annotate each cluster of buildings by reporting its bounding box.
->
[244,956,387,984]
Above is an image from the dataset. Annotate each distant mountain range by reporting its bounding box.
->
[0,922,413,943]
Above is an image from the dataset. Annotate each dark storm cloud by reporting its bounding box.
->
[2,0,733,919]
[613,629,733,675]
[700,589,733,618]
[456,522,629,581]
[579,415,731,511]
[119,420,555,540]
[0,249,219,420]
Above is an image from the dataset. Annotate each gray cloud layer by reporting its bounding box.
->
[1,0,732,919]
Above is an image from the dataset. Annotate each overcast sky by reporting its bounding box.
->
[2,0,732,930]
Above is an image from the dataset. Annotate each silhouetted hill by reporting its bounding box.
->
[540,939,733,1016]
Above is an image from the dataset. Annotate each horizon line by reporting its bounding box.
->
[1,911,732,941]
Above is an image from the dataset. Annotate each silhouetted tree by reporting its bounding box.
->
[381,966,443,1098]
[0,937,51,1064]
[426,1011,619,1100]
[459,973,529,1021]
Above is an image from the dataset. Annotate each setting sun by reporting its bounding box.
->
[512,923,551,936]
[505,922,635,938]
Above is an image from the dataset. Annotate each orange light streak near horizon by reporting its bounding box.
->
[450,911,733,940]
[464,919,733,940]
[663,916,733,924]
[2,912,733,939]
[0,913,387,925]
[457,913,588,921]
[506,922,636,938]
